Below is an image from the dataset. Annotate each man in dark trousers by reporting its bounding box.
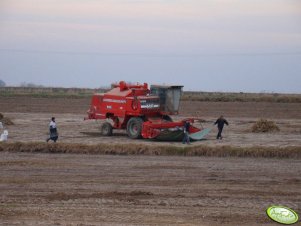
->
[214,115,229,140]
[182,120,191,144]
[46,117,58,142]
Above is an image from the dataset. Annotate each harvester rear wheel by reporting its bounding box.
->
[101,122,113,136]
[126,117,143,139]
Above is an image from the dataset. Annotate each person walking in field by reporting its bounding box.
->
[214,115,229,140]
[46,117,58,142]
[182,120,191,144]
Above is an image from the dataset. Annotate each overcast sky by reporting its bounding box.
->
[0,0,300,92]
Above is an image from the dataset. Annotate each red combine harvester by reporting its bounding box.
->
[86,81,210,141]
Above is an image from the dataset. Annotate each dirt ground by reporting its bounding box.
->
[1,153,300,226]
[0,96,301,225]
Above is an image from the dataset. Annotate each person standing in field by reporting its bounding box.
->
[214,115,229,140]
[46,117,58,142]
[182,120,191,144]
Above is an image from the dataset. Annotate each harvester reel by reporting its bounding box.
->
[101,122,113,136]
[127,117,143,139]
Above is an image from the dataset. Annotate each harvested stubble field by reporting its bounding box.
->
[0,92,301,225]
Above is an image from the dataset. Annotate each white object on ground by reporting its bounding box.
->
[0,130,8,141]
[0,122,3,129]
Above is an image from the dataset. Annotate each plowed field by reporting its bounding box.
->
[0,96,301,225]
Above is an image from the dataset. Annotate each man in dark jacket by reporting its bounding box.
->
[214,115,229,139]
[182,120,191,144]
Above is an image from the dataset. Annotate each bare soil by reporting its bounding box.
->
[0,96,301,225]
[1,153,300,226]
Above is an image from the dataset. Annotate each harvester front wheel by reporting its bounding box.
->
[101,122,113,136]
[127,117,143,139]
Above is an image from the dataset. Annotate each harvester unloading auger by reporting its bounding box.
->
[86,81,210,141]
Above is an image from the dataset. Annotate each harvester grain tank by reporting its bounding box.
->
[86,81,210,141]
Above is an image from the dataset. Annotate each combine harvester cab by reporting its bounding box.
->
[86,81,210,141]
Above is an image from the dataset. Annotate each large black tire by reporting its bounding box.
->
[126,117,143,139]
[101,122,113,136]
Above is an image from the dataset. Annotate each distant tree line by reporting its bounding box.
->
[0,79,47,88]
[0,79,5,87]
[19,82,44,88]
